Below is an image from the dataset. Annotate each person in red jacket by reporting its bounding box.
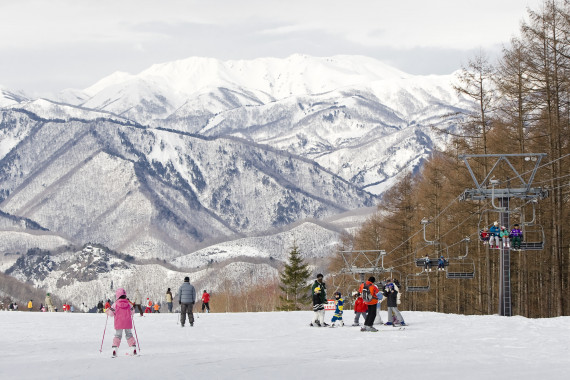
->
[359,277,380,332]
[352,291,368,326]
[201,290,210,313]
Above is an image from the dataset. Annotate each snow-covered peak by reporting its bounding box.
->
[84,54,412,100]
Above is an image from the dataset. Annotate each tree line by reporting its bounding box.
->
[341,0,570,318]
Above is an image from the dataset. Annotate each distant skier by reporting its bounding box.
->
[178,276,196,327]
[165,288,173,313]
[97,300,104,313]
[106,288,137,357]
[133,289,144,316]
[201,290,210,313]
[27,300,33,312]
[45,293,55,312]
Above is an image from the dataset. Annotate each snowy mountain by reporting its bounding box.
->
[54,55,469,194]
[0,54,469,303]
[0,105,374,261]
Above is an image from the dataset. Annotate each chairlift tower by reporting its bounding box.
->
[459,153,548,316]
[337,250,392,283]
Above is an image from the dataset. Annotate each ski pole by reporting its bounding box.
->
[99,314,109,353]
[131,314,141,353]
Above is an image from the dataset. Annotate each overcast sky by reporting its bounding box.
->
[0,0,543,97]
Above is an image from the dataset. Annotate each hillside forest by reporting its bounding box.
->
[329,0,570,318]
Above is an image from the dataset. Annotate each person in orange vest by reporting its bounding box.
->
[358,276,380,332]
[153,302,160,313]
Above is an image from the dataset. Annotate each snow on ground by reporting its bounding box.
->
[0,310,568,380]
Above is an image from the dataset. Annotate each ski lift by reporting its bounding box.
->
[446,237,475,280]
[405,272,430,292]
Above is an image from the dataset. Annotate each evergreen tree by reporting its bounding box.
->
[278,245,311,311]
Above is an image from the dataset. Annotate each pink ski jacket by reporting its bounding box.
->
[106,288,134,329]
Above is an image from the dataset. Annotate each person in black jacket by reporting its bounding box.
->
[310,274,328,327]
[383,282,406,326]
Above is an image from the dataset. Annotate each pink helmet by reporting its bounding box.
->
[115,288,126,300]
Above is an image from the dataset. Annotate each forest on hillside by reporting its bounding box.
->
[329,0,570,318]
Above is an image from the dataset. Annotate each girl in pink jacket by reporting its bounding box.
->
[106,288,137,357]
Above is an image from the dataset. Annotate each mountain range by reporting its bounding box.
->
[0,55,468,306]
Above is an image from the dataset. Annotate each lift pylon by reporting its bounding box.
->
[459,153,548,316]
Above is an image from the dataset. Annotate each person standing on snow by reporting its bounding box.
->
[383,282,406,326]
[45,293,55,312]
[27,300,33,312]
[310,273,328,327]
[201,290,210,313]
[352,291,368,326]
[165,288,173,313]
[132,289,143,316]
[359,276,380,332]
[106,288,138,357]
[178,276,196,327]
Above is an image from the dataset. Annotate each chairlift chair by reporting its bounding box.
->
[405,272,430,292]
[446,237,475,280]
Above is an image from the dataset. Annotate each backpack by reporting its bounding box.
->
[361,283,374,303]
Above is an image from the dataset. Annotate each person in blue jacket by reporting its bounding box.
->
[489,221,500,248]
[437,256,446,271]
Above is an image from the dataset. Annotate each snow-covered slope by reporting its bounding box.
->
[0,311,568,380]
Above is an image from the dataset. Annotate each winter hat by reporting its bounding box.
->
[368,276,376,283]
[184,276,190,282]
[494,221,499,226]
[316,273,323,279]
[334,291,341,297]
[115,288,126,300]
[352,290,359,297]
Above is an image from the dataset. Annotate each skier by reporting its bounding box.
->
[106,288,137,357]
[330,292,344,327]
[133,289,143,316]
[359,277,379,332]
[383,282,406,326]
[165,288,173,313]
[423,254,432,272]
[178,276,196,327]
[153,302,160,313]
[97,300,104,313]
[510,224,523,250]
[352,291,367,326]
[500,226,510,248]
[480,228,490,245]
[201,290,210,313]
[45,293,55,312]
[310,274,328,327]
[437,256,446,271]
[27,300,33,312]
[489,221,500,248]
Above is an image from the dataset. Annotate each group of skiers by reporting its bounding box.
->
[480,221,524,249]
[310,274,405,332]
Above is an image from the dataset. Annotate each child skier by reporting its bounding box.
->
[330,291,344,327]
[106,288,137,357]
[480,228,490,245]
[489,222,500,248]
[500,226,510,248]
[352,291,367,326]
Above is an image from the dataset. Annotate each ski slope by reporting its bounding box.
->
[0,310,568,379]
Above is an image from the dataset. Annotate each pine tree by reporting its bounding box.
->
[278,245,311,311]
